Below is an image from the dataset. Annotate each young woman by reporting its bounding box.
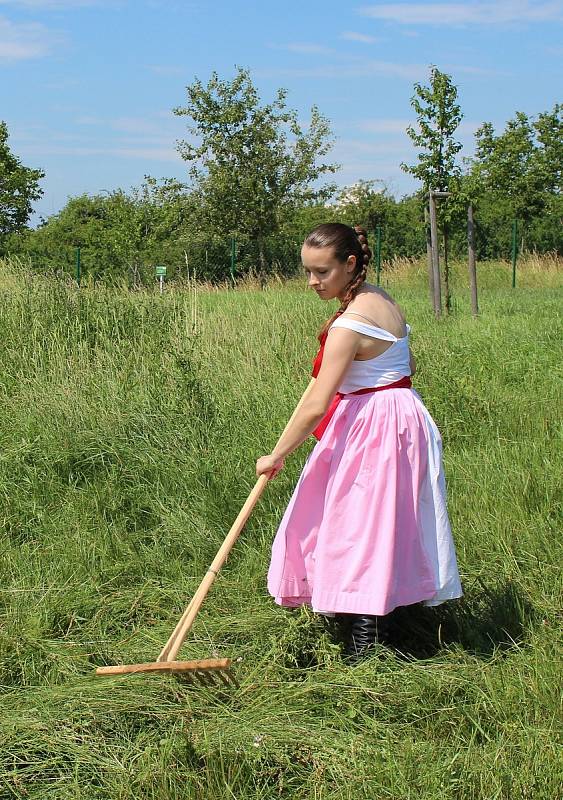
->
[256,223,462,658]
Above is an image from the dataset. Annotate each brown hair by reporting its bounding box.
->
[303,223,372,340]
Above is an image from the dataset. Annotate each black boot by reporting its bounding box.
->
[345,614,388,660]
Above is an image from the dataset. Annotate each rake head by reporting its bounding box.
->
[95,657,238,687]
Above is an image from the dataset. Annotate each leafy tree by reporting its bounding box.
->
[11,183,201,283]
[174,67,338,273]
[330,181,425,261]
[401,66,464,312]
[533,104,563,200]
[0,121,44,249]
[469,104,562,250]
[401,67,463,195]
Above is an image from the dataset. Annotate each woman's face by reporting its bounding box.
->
[301,244,356,302]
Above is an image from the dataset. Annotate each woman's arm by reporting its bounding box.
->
[256,328,360,475]
[409,348,416,377]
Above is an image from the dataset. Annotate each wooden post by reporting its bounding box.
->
[443,224,451,314]
[424,206,435,310]
[428,191,442,317]
[467,204,478,317]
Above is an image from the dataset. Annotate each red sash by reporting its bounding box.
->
[311,317,412,440]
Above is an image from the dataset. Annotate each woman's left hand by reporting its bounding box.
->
[256,454,285,479]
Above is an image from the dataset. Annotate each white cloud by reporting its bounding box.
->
[256,59,426,81]
[14,110,187,164]
[359,2,563,25]
[0,1,107,8]
[20,142,182,161]
[341,31,379,43]
[75,113,185,138]
[0,14,61,59]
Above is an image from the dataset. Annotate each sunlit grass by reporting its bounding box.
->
[0,257,561,799]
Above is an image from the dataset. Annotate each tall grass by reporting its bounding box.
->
[0,256,561,799]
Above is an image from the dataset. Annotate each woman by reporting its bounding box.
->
[256,223,462,658]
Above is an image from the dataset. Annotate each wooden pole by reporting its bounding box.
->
[443,224,451,315]
[511,219,518,288]
[157,377,318,664]
[467,204,478,317]
[424,206,435,311]
[428,191,442,317]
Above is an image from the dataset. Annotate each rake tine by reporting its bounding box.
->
[200,670,217,686]
[194,671,211,687]
[205,672,218,686]
[217,670,233,688]
[226,668,240,688]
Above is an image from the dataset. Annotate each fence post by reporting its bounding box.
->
[511,219,518,288]
[75,246,81,287]
[467,204,478,317]
[424,206,435,309]
[375,226,381,286]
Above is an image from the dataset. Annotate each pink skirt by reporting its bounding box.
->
[267,388,462,616]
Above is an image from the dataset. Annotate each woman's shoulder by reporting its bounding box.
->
[345,286,408,338]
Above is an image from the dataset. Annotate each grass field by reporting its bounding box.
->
[0,256,561,799]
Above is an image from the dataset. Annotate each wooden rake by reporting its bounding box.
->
[95,379,316,686]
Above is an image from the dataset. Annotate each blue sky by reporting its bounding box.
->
[2,0,562,223]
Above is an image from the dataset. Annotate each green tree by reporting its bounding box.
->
[11,182,202,284]
[0,121,44,248]
[401,67,463,194]
[174,67,338,273]
[469,104,562,251]
[401,66,464,312]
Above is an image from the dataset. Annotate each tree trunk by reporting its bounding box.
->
[467,204,478,317]
[443,224,451,314]
[424,206,435,310]
[428,192,442,317]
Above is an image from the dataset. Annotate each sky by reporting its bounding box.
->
[2,0,562,223]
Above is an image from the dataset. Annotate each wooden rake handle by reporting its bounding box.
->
[157,377,317,663]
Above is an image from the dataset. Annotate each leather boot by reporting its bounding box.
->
[345,614,388,659]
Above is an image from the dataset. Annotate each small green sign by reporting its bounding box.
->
[155,265,167,277]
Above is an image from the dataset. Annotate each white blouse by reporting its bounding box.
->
[328,317,412,394]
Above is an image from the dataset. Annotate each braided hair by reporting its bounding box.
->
[303,223,372,341]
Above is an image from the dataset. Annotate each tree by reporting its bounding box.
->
[402,67,463,194]
[0,121,44,247]
[174,67,338,273]
[401,66,464,313]
[11,182,202,284]
[469,104,562,250]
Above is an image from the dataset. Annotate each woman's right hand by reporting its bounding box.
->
[256,454,285,479]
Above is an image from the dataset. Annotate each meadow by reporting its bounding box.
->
[0,255,561,799]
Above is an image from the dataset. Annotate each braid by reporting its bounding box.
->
[340,225,371,311]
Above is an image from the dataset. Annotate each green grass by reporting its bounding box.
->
[0,257,561,799]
